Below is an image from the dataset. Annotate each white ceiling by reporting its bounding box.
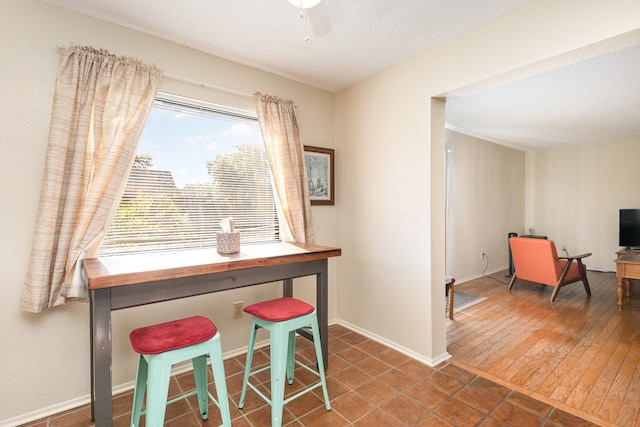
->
[41,0,640,150]
[446,43,640,150]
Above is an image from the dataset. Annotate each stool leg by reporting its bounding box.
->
[270,324,288,427]
[130,355,148,427]
[286,330,296,385]
[449,282,455,320]
[144,355,171,426]
[239,321,258,409]
[209,336,232,427]
[192,355,209,419]
[311,316,331,411]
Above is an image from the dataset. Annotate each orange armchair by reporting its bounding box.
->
[508,237,591,301]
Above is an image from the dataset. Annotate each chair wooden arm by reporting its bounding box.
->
[557,252,592,261]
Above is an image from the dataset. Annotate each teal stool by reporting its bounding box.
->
[129,316,231,427]
[239,297,330,427]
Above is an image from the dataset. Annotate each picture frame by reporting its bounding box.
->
[304,145,334,206]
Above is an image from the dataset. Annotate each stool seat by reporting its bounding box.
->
[239,297,330,427]
[130,315,217,354]
[243,297,314,322]
[129,316,231,427]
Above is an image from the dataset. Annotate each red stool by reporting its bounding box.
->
[129,316,231,426]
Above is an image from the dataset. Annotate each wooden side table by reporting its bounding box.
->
[614,250,640,310]
[446,275,455,320]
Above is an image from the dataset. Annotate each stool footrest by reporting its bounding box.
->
[243,358,324,408]
[247,364,271,377]
[140,387,227,425]
[243,370,325,408]
[283,381,323,406]
[137,388,224,419]
[295,359,323,379]
[245,381,272,406]
[207,391,222,412]
[168,389,197,407]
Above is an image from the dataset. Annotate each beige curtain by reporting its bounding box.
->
[255,93,315,243]
[21,45,162,313]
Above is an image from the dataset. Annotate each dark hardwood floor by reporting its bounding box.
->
[448,269,640,427]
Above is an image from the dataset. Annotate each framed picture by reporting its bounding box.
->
[304,145,334,206]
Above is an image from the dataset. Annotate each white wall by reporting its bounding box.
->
[446,130,525,282]
[334,0,640,365]
[526,138,640,271]
[0,1,337,424]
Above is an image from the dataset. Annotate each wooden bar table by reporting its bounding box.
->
[83,242,341,426]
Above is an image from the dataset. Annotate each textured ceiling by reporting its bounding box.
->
[41,0,530,92]
[40,0,640,150]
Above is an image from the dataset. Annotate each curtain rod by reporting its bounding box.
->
[162,72,254,99]
[56,43,254,99]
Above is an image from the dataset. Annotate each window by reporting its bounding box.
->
[101,94,279,255]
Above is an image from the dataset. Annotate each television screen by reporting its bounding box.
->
[619,209,640,248]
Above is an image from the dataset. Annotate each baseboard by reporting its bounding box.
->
[454,265,509,284]
[336,319,451,367]
[1,394,93,427]
[0,344,257,427]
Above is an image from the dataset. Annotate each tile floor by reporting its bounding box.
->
[19,324,599,426]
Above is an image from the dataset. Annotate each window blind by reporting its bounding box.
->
[101,95,279,255]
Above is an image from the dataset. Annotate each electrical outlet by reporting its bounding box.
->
[480,252,486,260]
[233,301,243,319]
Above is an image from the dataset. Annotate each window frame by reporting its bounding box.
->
[100,93,280,256]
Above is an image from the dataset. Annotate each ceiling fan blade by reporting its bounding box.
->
[308,2,332,37]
